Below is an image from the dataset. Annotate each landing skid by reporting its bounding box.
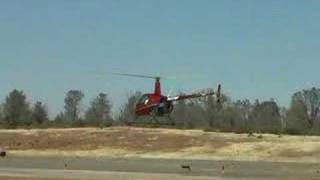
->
[127,114,175,127]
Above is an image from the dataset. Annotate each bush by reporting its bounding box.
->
[257,135,263,139]
[284,128,304,135]
[71,120,86,127]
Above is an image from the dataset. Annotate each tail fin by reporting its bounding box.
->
[216,84,221,103]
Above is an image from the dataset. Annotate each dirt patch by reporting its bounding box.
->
[1,127,320,162]
[0,127,228,152]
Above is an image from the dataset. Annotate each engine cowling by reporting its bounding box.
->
[155,101,173,116]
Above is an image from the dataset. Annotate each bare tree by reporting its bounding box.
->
[233,99,252,132]
[31,101,49,124]
[171,99,190,128]
[85,93,112,126]
[117,91,142,124]
[250,100,281,133]
[203,93,228,129]
[285,99,309,134]
[291,87,320,127]
[64,90,84,122]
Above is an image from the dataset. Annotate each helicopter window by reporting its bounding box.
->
[138,95,149,104]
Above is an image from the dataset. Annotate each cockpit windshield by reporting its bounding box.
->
[138,94,149,105]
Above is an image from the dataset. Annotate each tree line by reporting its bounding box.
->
[0,90,112,128]
[0,87,319,135]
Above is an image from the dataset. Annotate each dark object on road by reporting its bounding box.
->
[64,161,68,168]
[221,165,225,174]
[0,151,6,158]
[0,147,6,158]
[257,135,264,139]
[181,164,191,171]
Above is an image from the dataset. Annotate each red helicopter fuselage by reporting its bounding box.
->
[135,77,173,116]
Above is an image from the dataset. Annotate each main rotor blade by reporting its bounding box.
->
[112,73,159,79]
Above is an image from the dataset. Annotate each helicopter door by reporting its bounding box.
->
[138,95,149,105]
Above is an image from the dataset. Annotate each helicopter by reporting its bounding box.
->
[116,73,221,124]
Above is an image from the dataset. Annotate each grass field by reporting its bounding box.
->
[0,127,319,162]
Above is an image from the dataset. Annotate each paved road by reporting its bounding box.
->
[0,155,319,180]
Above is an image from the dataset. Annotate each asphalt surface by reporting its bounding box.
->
[0,155,319,180]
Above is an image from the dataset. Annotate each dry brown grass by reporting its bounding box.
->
[1,127,320,162]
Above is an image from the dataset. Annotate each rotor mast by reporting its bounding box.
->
[154,77,161,96]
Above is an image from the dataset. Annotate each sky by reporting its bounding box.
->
[0,0,320,116]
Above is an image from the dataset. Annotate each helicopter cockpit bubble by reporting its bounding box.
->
[138,94,149,105]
